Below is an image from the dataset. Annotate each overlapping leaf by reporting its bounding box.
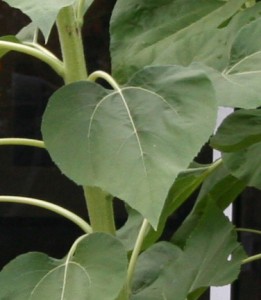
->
[117,164,212,251]
[110,1,261,108]
[172,163,246,247]
[0,233,127,300]
[110,0,246,83]
[42,65,217,228]
[223,142,261,190]
[3,0,76,41]
[211,109,261,152]
[131,203,246,300]
[208,14,261,108]
[210,109,261,189]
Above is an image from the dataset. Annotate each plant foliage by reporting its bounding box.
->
[0,0,260,299]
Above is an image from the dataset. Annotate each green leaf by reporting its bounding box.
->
[223,141,261,190]
[210,16,261,108]
[211,109,261,152]
[131,242,182,297]
[172,163,246,247]
[196,163,246,211]
[163,163,215,217]
[110,0,261,108]
[16,22,39,43]
[0,35,20,58]
[42,65,217,228]
[118,163,216,251]
[0,233,127,300]
[117,207,143,252]
[197,3,261,108]
[131,202,246,300]
[3,0,75,42]
[110,0,246,83]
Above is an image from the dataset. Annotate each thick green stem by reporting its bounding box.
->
[0,196,92,234]
[56,6,88,83]
[83,186,116,235]
[56,5,116,239]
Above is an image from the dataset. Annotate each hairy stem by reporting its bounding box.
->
[83,186,116,235]
[0,41,64,76]
[56,6,88,83]
[0,196,92,234]
[0,138,45,148]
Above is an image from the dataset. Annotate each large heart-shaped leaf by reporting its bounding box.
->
[3,0,75,41]
[110,0,246,83]
[211,109,261,152]
[131,202,246,300]
[0,233,127,300]
[42,65,217,228]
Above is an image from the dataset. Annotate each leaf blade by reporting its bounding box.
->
[110,0,246,83]
[131,203,246,300]
[0,233,128,300]
[42,65,217,228]
[3,0,76,41]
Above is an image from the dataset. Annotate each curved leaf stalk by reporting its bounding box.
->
[56,6,88,83]
[0,196,92,234]
[237,228,261,235]
[0,138,45,148]
[66,233,88,259]
[75,0,88,28]
[24,42,59,59]
[127,219,151,288]
[195,158,222,173]
[88,70,121,92]
[0,41,64,76]
[61,233,89,299]
[242,253,261,265]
